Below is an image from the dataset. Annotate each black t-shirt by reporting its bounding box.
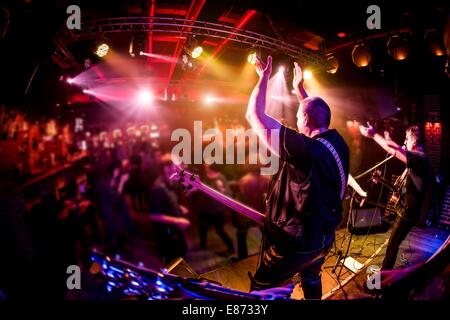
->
[266,126,349,251]
[397,150,429,221]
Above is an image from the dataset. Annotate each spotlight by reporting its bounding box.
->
[326,56,339,74]
[67,78,74,84]
[387,36,409,60]
[185,37,203,59]
[278,66,285,73]
[96,43,109,57]
[191,46,203,59]
[247,52,257,65]
[204,95,214,104]
[137,90,153,104]
[83,89,90,94]
[303,70,313,80]
[352,44,372,67]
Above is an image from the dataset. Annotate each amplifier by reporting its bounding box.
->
[350,207,382,230]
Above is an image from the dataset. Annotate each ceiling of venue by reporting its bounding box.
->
[1,0,448,109]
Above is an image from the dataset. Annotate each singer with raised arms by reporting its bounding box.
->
[245,55,349,299]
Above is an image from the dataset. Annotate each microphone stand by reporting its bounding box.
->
[354,155,394,180]
[328,155,394,280]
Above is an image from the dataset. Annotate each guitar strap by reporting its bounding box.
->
[316,137,347,200]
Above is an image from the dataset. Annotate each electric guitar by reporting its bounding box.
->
[371,170,401,208]
[169,169,265,225]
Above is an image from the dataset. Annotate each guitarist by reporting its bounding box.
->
[359,124,429,270]
[246,56,349,299]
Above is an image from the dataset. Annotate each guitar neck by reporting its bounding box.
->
[194,182,265,225]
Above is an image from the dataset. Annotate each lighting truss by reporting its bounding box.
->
[54,17,326,69]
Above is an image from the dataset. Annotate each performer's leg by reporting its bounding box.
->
[382,217,414,270]
[300,256,326,299]
[250,245,290,291]
[251,244,305,291]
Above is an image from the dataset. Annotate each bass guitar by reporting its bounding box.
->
[169,168,265,225]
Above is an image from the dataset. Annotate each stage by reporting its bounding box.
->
[1,0,449,302]
[192,225,449,299]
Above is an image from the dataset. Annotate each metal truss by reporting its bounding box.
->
[55,17,327,69]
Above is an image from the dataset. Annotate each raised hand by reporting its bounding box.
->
[255,55,272,79]
[359,122,376,138]
[292,62,304,89]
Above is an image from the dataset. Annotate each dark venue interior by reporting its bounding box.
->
[0,0,449,303]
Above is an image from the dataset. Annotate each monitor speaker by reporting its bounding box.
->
[350,207,382,231]
[164,257,200,279]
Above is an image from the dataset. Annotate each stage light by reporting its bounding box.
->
[83,89,90,94]
[67,78,74,84]
[326,56,339,74]
[184,37,203,59]
[247,52,257,65]
[137,90,153,104]
[387,36,409,60]
[352,44,372,67]
[278,66,285,73]
[204,95,214,104]
[303,70,313,80]
[191,46,203,59]
[96,43,109,57]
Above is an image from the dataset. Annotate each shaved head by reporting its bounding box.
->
[297,97,331,134]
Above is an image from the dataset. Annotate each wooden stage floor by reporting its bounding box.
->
[195,226,449,299]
